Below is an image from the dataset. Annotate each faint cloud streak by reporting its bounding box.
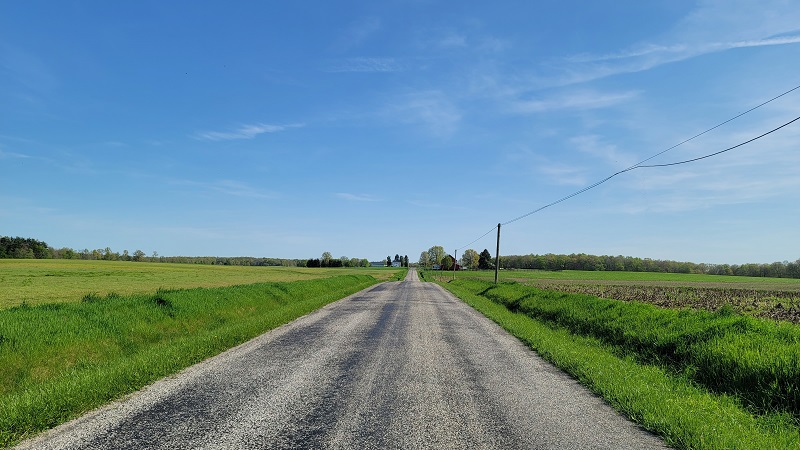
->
[389,90,462,138]
[336,193,380,202]
[511,90,640,114]
[195,123,303,141]
[326,57,403,73]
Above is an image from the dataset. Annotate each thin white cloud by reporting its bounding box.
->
[511,90,640,114]
[336,193,380,202]
[389,90,462,137]
[0,148,31,159]
[548,0,800,87]
[569,135,637,168]
[334,17,381,51]
[567,36,800,65]
[438,31,468,49]
[173,179,280,199]
[195,123,303,141]
[0,43,58,93]
[212,180,280,199]
[326,57,403,73]
[536,163,588,187]
[503,147,590,186]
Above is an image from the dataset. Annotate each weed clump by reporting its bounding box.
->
[81,293,102,303]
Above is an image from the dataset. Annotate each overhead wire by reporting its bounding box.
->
[637,115,800,168]
[456,226,498,252]
[454,82,800,251]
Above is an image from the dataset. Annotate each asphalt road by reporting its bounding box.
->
[16,269,668,449]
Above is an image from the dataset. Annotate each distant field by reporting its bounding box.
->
[442,268,800,289]
[425,269,800,323]
[0,260,404,309]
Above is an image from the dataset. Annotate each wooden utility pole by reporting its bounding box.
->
[453,249,457,281]
[494,223,501,284]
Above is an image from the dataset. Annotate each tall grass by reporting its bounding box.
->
[440,279,800,450]
[0,275,378,447]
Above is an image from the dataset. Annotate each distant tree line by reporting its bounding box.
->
[0,235,302,266]
[419,242,800,280]
[306,251,371,268]
[498,253,800,279]
[419,245,493,271]
[0,236,51,259]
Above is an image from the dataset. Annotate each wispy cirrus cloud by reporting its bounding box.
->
[510,90,640,114]
[194,123,303,141]
[388,90,462,137]
[0,43,58,96]
[336,193,380,202]
[566,36,800,64]
[0,148,31,159]
[326,57,403,73]
[333,17,381,52]
[548,0,800,88]
[173,179,280,199]
[568,134,637,168]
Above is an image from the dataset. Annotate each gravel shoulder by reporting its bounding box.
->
[15,269,668,449]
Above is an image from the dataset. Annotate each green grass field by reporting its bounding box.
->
[0,260,402,309]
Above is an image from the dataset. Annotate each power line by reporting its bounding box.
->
[503,113,800,226]
[638,115,800,168]
[453,82,800,250]
[456,225,497,252]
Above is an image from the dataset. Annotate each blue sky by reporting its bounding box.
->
[2,1,799,264]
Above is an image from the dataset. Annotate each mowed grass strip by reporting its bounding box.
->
[437,277,800,450]
[0,274,382,448]
[0,259,402,309]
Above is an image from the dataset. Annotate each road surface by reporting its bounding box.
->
[16,269,668,449]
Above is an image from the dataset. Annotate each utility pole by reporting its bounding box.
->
[494,223,501,284]
[453,249,457,281]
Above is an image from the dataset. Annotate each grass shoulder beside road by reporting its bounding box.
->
[0,271,403,448]
[430,274,800,450]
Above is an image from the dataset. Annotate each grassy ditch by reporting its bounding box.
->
[437,277,800,450]
[0,274,379,448]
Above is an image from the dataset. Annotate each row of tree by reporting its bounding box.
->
[305,252,410,268]
[497,253,800,279]
[0,236,51,259]
[418,245,493,271]
[306,252,371,268]
[0,236,299,266]
[0,237,386,270]
[419,243,800,279]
